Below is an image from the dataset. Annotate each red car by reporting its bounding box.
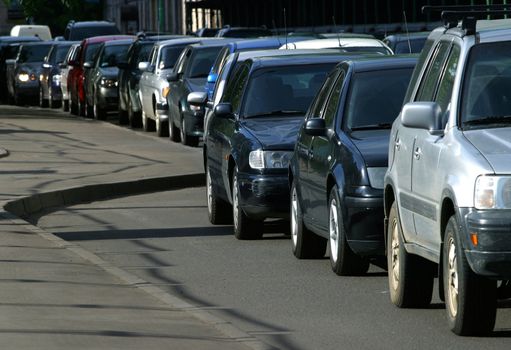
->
[68,35,133,116]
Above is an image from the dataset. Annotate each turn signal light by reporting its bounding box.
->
[470,233,478,246]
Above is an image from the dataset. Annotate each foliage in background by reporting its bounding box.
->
[15,0,103,36]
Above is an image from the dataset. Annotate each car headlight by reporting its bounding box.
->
[100,78,117,87]
[249,150,292,169]
[474,175,511,209]
[367,167,387,189]
[18,72,30,82]
[52,74,62,86]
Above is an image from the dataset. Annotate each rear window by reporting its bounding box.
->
[159,45,185,70]
[68,25,120,41]
[19,45,52,63]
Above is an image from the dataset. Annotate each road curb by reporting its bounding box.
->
[4,173,205,221]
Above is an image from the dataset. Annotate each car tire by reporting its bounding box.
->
[142,110,155,132]
[62,99,69,112]
[119,106,129,125]
[39,86,48,108]
[49,87,60,108]
[78,97,86,117]
[328,186,369,275]
[206,163,232,224]
[443,215,497,335]
[86,98,94,118]
[156,117,169,137]
[387,201,435,308]
[232,167,263,240]
[128,98,141,128]
[70,99,78,115]
[290,179,326,259]
[93,97,107,121]
[180,115,199,147]
[169,115,181,142]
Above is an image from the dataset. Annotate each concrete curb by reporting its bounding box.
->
[0,148,9,158]
[1,173,275,350]
[4,173,205,221]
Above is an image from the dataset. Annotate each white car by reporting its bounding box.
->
[280,38,393,55]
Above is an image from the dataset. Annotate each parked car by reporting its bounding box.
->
[64,21,121,41]
[215,26,272,38]
[118,35,186,126]
[68,35,133,116]
[195,27,219,37]
[83,38,134,120]
[203,51,356,239]
[289,55,416,276]
[383,32,429,54]
[6,41,52,105]
[137,37,202,135]
[384,6,511,335]
[281,38,394,55]
[60,42,81,111]
[0,36,41,103]
[166,40,234,145]
[10,24,52,40]
[39,41,77,108]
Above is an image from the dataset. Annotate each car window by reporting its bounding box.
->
[55,45,72,63]
[148,46,158,65]
[84,42,102,62]
[434,45,460,114]
[211,46,230,74]
[99,44,130,67]
[18,45,52,63]
[308,68,342,120]
[345,68,414,130]
[323,70,346,127]
[222,63,250,113]
[242,63,333,118]
[212,54,237,106]
[185,46,223,78]
[394,38,427,54]
[46,46,56,63]
[69,26,120,41]
[173,47,189,75]
[403,37,436,103]
[158,45,185,70]
[415,41,451,101]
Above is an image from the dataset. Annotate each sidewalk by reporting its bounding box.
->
[0,106,267,350]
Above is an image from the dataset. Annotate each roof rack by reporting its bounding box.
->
[422,5,511,35]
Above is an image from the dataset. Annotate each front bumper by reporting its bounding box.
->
[15,80,39,97]
[97,86,119,111]
[344,188,384,256]
[237,171,289,220]
[458,208,511,278]
[183,110,204,137]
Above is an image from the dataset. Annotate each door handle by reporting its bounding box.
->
[414,147,422,160]
[395,138,401,151]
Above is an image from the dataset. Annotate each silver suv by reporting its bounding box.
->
[384,6,511,336]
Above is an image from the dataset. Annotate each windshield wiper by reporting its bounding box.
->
[350,123,392,131]
[464,115,511,126]
[245,110,304,118]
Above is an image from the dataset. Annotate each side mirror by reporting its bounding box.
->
[401,102,444,135]
[214,103,233,119]
[42,63,52,69]
[83,61,93,69]
[167,71,179,82]
[187,91,208,107]
[5,59,15,65]
[304,117,326,136]
[138,61,149,71]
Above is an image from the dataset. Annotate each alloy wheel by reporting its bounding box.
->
[390,216,400,291]
[329,199,339,264]
[447,236,459,318]
[291,186,299,248]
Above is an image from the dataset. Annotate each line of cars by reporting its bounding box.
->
[5,13,509,336]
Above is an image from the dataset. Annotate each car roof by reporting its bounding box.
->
[246,51,370,69]
[156,37,203,47]
[236,48,359,61]
[19,41,54,47]
[347,55,418,72]
[69,21,117,28]
[83,35,134,44]
[223,36,317,52]
[0,36,42,43]
[384,32,430,41]
[101,38,135,46]
[281,37,390,49]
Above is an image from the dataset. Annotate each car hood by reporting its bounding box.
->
[17,62,43,73]
[241,116,304,150]
[99,66,119,78]
[186,77,207,93]
[349,129,391,167]
[464,128,511,173]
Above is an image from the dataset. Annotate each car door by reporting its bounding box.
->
[296,67,342,225]
[168,47,190,125]
[411,43,460,251]
[305,67,347,230]
[394,41,451,242]
[140,46,157,111]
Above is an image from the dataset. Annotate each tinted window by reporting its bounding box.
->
[416,41,451,101]
[403,37,435,103]
[99,44,131,67]
[69,26,120,41]
[55,45,72,63]
[345,68,413,130]
[323,70,346,127]
[186,46,223,78]
[84,42,102,62]
[128,42,153,67]
[19,45,52,63]
[435,45,460,113]
[242,63,333,118]
[222,63,250,113]
[308,68,341,120]
[159,45,185,70]
[394,38,427,54]
[461,41,511,125]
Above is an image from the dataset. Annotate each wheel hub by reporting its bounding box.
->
[291,188,298,247]
[447,236,458,317]
[390,219,400,290]
[329,200,339,263]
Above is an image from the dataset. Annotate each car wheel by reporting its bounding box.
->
[232,167,263,240]
[169,114,181,142]
[180,115,199,147]
[155,116,169,137]
[443,215,497,335]
[119,105,129,125]
[86,98,94,118]
[206,163,232,224]
[93,97,107,121]
[70,99,78,115]
[328,185,369,275]
[128,98,141,128]
[48,87,60,108]
[290,179,326,259]
[387,201,435,308]
[142,109,155,132]
[39,86,48,108]
[78,97,86,116]
[62,99,69,112]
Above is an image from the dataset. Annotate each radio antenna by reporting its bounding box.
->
[284,8,288,49]
[332,16,341,47]
[403,11,412,54]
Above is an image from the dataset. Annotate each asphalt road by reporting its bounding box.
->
[36,187,511,350]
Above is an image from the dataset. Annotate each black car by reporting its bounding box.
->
[383,32,429,54]
[204,53,354,239]
[118,35,184,126]
[0,36,41,103]
[39,41,77,108]
[289,56,416,275]
[7,42,53,105]
[64,20,121,41]
[84,39,134,120]
[166,40,231,146]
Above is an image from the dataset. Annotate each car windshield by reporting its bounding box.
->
[461,41,511,129]
[85,42,102,62]
[187,46,223,78]
[345,68,413,130]
[221,29,271,38]
[99,44,130,67]
[55,45,72,63]
[18,44,52,63]
[69,26,120,41]
[242,64,332,118]
[129,42,153,67]
[158,45,185,70]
